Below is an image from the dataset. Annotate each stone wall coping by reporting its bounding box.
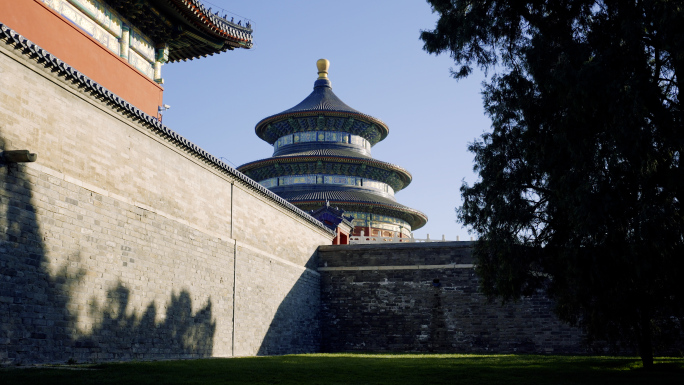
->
[318,241,475,252]
[0,22,335,237]
[319,263,474,271]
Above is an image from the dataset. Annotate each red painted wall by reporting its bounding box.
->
[332,229,349,245]
[352,226,408,239]
[0,0,163,117]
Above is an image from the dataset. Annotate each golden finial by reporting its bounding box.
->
[317,58,330,79]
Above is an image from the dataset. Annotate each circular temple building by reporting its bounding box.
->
[238,59,427,240]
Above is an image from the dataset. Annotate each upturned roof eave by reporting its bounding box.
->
[254,110,390,144]
[293,199,428,230]
[236,154,413,190]
[165,0,253,45]
[113,0,253,62]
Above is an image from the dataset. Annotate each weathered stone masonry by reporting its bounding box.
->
[318,242,586,354]
[0,28,332,364]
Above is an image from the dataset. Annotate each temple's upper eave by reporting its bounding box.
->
[256,111,389,143]
[254,83,389,143]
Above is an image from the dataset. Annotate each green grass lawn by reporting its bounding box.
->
[1,354,682,385]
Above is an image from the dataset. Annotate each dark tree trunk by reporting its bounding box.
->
[638,312,654,370]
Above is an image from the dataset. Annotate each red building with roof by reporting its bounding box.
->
[0,0,252,117]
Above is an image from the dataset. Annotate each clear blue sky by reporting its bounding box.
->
[161,0,491,240]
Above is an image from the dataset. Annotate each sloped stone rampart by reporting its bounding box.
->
[0,38,331,365]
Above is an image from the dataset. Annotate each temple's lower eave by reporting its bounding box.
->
[291,200,428,230]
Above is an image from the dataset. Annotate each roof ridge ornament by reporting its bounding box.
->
[317,58,330,79]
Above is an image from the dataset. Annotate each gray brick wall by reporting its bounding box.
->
[0,41,331,365]
[233,244,321,356]
[318,242,586,354]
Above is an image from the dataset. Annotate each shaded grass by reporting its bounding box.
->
[1,354,682,385]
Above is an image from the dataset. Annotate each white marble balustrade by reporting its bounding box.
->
[348,231,475,244]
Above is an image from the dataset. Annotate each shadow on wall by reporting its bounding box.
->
[73,284,215,362]
[0,139,215,365]
[256,266,321,356]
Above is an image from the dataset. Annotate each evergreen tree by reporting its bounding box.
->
[421,0,684,367]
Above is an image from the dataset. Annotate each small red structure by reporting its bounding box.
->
[309,203,353,245]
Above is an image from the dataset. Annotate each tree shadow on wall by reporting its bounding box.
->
[0,141,214,364]
[256,264,321,356]
[72,283,215,362]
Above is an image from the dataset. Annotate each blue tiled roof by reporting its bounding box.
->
[278,190,428,229]
[279,79,363,115]
[274,149,372,159]
[255,78,389,143]
[237,153,413,191]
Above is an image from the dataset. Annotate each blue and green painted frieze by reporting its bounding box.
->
[261,115,385,146]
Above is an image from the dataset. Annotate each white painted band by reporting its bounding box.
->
[236,241,320,276]
[318,264,474,271]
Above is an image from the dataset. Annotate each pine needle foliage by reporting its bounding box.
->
[421,0,684,367]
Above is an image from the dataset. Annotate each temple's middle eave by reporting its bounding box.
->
[237,155,413,187]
